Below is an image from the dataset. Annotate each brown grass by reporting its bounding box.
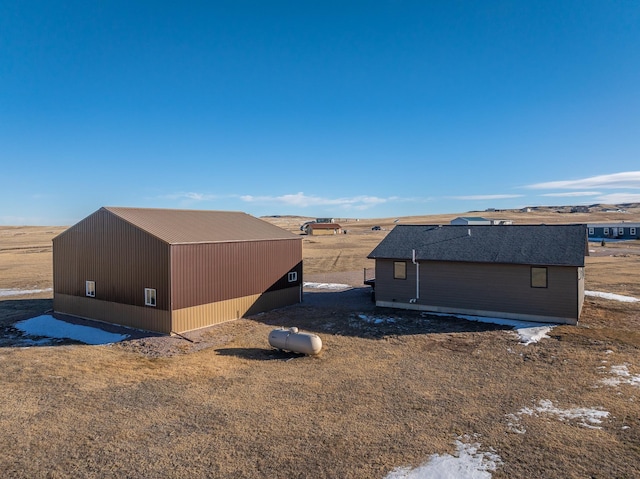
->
[1,209,640,478]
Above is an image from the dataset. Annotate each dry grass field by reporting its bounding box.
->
[1,208,640,478]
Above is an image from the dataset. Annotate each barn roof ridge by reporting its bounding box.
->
[57,206,300,244]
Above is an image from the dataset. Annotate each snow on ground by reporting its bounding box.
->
[384,436,502,479]
[425,312,555,345]
[303,282,351,290]
[15,315,129,345]
[0,287,52,297]
[585,291,639,302]
[507,399,609,432]
[357,313,396,325]
[601,364,640,387]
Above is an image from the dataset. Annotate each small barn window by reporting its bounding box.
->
[394,261,407,280]
[145,288,156,307]
[604,227,609,236]
[631,227,637,236]
[288,271,298,282]
[618,227,624,235]
[588,227,594,235]
[85,281,95,297]
[531,267,547,288]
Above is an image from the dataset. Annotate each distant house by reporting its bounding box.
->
[450,216,492,225]
[587,223,640,240]
[307,223,342,235]
[367,224,588,325]
[53,207,303,334]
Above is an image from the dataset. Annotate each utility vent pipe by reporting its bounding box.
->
[411,249,419,302]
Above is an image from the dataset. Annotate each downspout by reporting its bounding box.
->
[410,249,419,303]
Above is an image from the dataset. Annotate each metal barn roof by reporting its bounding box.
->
[101,207,300,244]
[368,224,588,267]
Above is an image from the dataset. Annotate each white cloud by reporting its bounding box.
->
[162,192,219,201]
[594,193,640,204]
[538,191,601,197]
[449,194,523,200]
[526,171,640,190]
[239,192,393,210]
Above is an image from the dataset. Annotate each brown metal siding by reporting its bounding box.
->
[53,208,170,310]
[170,238,302,310]
[375,259,579,320]
[54,294,172,334]
[172,286,300,333]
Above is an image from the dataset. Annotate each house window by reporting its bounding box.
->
[604,227,609,236]
[588,227,594,235]
[85,281,95,297]
[531,267,547,288]
[394,261,407,280]
[288,271,298,282]
[631,227,636,236]
[145,288,156,307]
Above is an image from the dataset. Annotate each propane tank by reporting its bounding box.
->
[268,327,322,355]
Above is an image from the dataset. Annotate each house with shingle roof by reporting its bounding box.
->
[367,224,588,324]
[53,207,303,334]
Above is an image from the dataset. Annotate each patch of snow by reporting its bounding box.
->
[15,315,129,345]
[585,291,639,303]
[303,282,351,290]
[384,437,501,479]
[357,314,396,325]
[601,364,640,388]
[0,287,52,297]
[425,312,556,345]
[511,399,609,430]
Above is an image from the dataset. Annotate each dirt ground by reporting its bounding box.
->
[1,210,640,478]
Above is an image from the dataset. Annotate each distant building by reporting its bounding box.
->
[307,223,342,235]
[450,216,492,226]
[587,223,640,240]
[315,218,335,223]
[570,206,590,213]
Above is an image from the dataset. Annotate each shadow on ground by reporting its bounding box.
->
[249,287,512,340]
[216,347,305,361]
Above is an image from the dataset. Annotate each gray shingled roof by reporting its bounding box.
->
[368,224,587,267]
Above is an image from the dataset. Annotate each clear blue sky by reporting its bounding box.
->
[2,1,639,225]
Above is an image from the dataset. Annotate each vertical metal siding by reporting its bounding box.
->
[170,238,302,310]
[53,208,169,311]
[171,287,299,334]
[54,294,172,334]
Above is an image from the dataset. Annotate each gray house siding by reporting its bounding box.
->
[374,259,581,324]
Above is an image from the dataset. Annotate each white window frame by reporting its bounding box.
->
[145,288,156,307]
[288,271,297,282]
[85,280,95,297]
[631,227,636,236]
[604,227,609,235]
[618,227,624,235]
[588,227,594,235]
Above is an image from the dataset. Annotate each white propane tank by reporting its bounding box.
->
[268,327,322,355]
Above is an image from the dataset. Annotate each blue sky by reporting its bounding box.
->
[1,1,639,225]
